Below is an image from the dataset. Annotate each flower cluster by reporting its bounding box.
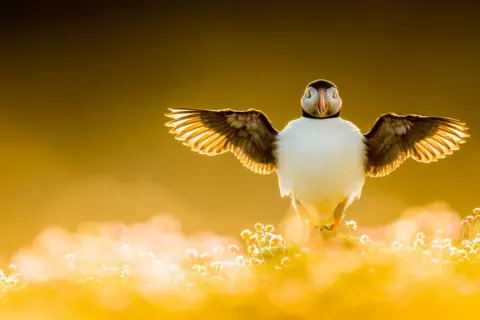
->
[0,207,480,318]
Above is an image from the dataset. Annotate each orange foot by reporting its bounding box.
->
[333,218,341,232]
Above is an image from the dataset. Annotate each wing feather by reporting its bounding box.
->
[364,113,469,177]
[165,108,278,174]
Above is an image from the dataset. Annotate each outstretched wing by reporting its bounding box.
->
[364,113,469,177]
[165,108,279,174]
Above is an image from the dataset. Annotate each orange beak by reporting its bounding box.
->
[318,89,327,116]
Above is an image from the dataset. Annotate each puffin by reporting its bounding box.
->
[164,79,469,231]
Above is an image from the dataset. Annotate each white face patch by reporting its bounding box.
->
[326,87,337,98]
[301,87,319,115]
[325,87,342,116]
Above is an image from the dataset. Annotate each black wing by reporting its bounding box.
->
[165,108,278,174]
[364,113,469,177]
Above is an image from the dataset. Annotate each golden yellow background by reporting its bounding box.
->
[1,1,478,257]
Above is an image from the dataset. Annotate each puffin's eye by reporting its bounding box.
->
[305,89,311,98]
[332,89,337,99]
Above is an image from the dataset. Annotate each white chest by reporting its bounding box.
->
[276,117,366,212]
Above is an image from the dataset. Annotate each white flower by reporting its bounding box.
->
[345,220,357,231]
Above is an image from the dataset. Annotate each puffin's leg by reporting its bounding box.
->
[331,199,349,231]
[291,197,302,221]
[292,197,309,224]
[288,196,319,243]
[291,197,319,229]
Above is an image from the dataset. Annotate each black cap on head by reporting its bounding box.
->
[307,79,337,90]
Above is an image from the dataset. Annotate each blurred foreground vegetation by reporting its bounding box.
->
[0,206,479,319]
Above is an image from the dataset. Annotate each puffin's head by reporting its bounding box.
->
[301,79,342,118]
